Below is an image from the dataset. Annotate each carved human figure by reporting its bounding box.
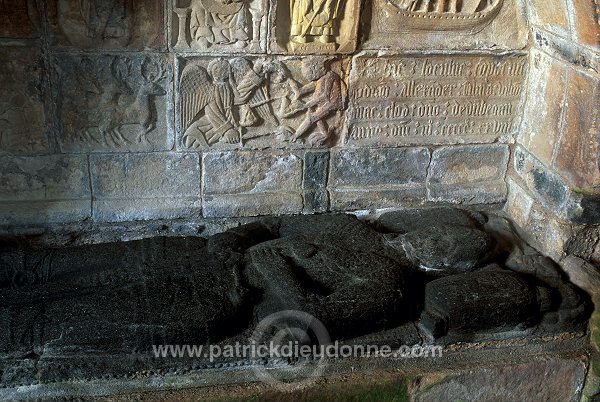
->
[190,0,250,48]
[181,59,266,148]
[290,59,344,146]
[290,0,342,44]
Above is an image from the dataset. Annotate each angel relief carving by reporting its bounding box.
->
[180,57,346,149]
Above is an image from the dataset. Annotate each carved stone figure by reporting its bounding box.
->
[290,0,342,44]
[290,58,344,146]
[190,0,250,48]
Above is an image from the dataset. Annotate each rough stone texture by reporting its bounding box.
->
[527,0,570,35]
[0,1,40,39]
[203,150,303,217]
[303,151,330,213]
[90,153,201,222]
[554,67,600,190]
[570,0,600,48]
[47,0,165,49]
[329,147,430,211]
[428,144,510,204]
[0,155,91,226]
[398,225,494,275]
[519,49,568,166]
[0,47,48,155]
[376,207,482,234]
[52,53,173,153]
[505,177,535,227]
[363,0,528,51]
[413,359,587,402]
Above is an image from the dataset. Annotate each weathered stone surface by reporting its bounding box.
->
[363,0,528,51]
[527,0,570,34]
[519,49,568,166]
[504,177,535,228]
[176,56,348,150]
[47,0,165,49]
[269,0,361,54]
[53,53,173,153]
[203,150,303,217]
[428,144,510,204]
[346,54,526,147]
[329,147,430,211]
[170,0,268,53]
[0,47,48,154]
[570,0,600,48]
[303,151,330,213]
[0,155,90,226]
[554,68,600,190]
[0,1,40,38]
[245,214,417,339]
[420,267,542,339]
[413,359,587,402]
[397,225,494,275]
[90,153,201,222]
[376,207,481,234]
[513,146,570,210]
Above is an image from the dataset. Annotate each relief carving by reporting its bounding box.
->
[49,0,164,49]
[270,0,361,54]
[380,0,504,33]
[55,55,172,152]
[179,57,346,149]
[172,0,267,52]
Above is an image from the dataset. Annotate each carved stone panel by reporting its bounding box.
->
[175,56,348,150]
[48,0,165,49]
[363,0,527,51]
[170,0,268,53]
[53,54,174,153]
[345,54,527,146]
[269,0,361,54]
[0,47,48,154]
[0,0,40,39]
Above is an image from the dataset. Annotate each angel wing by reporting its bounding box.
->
[180,63,214,131]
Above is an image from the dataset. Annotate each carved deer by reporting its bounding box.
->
[104,57,167,145]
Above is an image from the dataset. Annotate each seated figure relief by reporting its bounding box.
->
[180,57,345,148]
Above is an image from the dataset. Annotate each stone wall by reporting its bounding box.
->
[0,0,530,227]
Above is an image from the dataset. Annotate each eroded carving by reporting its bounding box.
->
[179,56,346,149]
[346,54,526,146]
[55,55,172,152]
[270,0,361,54]
[49,0,164,49]
[172,0,267,52]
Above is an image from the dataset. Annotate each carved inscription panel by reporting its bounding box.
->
[346,54,527,146]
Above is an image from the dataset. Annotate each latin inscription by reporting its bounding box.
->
[347,55,527,145]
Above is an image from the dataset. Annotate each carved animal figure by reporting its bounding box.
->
[103,57,167,145]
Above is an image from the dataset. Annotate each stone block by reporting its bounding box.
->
[52,53,174,153]
[413,359,587,402]
[570,0,600,48]
[527,0,570,35]
[346,54,526,147]
[268,0,361,54]
[0,1,41,38]
[203,150,303,217]
[0,47,49,155]
[175,56,348,150]
[427,144,510,204]
[505,177,534,228]
[47,0,165,49]
[554,68,600,190]
[0,155,91,225]
[519,50,568,166]
[329,147,429,211]
[303,151,330,213]
[363,0,528,51]
[90,153,201,222]
[170,0,268,53]
[514,146,570,210]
